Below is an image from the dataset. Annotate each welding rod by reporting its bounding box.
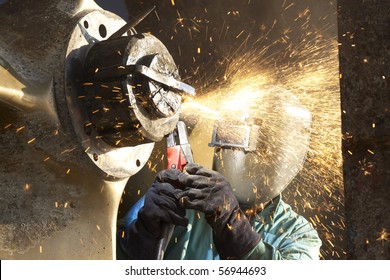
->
[109,5,156,39]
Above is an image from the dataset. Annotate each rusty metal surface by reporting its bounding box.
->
[0,104,126,259]
[338,0,390,259]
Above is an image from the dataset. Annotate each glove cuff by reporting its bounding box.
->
[213,208,261,259]
[118,219,160,260]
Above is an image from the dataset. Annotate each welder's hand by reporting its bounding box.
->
[177,163,261,259]
[120,169,188,259]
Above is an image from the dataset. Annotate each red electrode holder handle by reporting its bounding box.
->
[167,146,187,171]
[157,121,193,260]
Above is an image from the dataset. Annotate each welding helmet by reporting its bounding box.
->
[209,87,311,211]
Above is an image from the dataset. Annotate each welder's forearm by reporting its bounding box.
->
[242,236,321,260]
[118,219,160,260]
[240,239,283,260]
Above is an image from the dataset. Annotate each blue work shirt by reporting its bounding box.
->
[120,194,321,260]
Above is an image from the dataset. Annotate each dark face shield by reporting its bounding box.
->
[210,88,311,211]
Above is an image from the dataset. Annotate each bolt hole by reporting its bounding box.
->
[136,159,141,167]
[99,24,107,38]
[83,20,89,29]
[93,153,99,161]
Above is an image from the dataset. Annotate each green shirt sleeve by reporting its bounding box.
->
[241,198,322,260]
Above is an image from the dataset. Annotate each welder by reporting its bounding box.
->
[118,88,322,260]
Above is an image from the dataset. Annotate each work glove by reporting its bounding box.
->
[119,169,188,259]
[177,163,261,259]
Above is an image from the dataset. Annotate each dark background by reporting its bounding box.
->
[96,0,337,89]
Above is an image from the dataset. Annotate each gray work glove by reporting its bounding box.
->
[119,169,188,259]
[177,163,261,259]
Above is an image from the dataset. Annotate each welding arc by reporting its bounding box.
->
[109,5,156,39]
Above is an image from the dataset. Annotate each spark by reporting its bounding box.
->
[323,185,332,196]
[327,240,335,247]
[227,11,240,17]
[39,245,43,253]
[154,10,160,21]
[60,149,70,155]
[359,159,373,176]
[376,228,389,245]
[176,10,184,27]
[96,225,101,231]
[16,126,25,133]
[284,3,294,10]
[24,184,30,191]
[236,30,244,38]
